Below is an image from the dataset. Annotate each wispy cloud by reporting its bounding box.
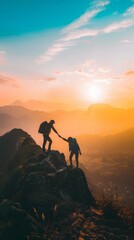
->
[46,77,58,82]
[0,73,19,88]
[126,70,134,76]
[54,59,97,79]
[103,19,134,33]
[54,60,111,80]
[94,0,110,7]
[54,69,96,79]
[37,0,110,63]
[120,39,134,44]
[62,9,103,34]
[98,67,110,73]
[62,0,110,33]
[37,1,134,64]
[34,74,58,83]
[63,18,134,42]
[63,29,99,41]
[124,6,134,16]
[40,76,58,82]
[94,78,111,84]
[37,41,75,63]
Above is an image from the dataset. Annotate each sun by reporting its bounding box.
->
[84,84,103,103]
[90,85,102,102]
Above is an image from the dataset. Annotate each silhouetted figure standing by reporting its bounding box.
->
[39,120,60,152]
[60,136,81,167]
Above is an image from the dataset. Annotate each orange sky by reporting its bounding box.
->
[0,70,134,109]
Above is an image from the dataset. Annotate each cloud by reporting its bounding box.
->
[55,71,64,76]
[78,60,111,77]
[62,9,103,34]
[56,60,111,79]
[44,77,58,82]
[47,42,75,56]
[63,29,99,41]
[37,41,75,63]
[94,78,111,84]
[0,51,7,65]
[98,67,110,73]
[54,69,96,79]
[125,70,134,76]
[63,19,134,41]
[124,6,134,16]
[120,39,134,43]
[94,0,110,7]
[62,1,110,34]
[78,59,96,72]
[103,19,134,33]
[36,1,134,64]
[0,73,19,88]
[37,0,110,63]
[35,74,58,82]
[75,70,96,78]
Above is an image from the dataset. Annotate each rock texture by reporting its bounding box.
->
[0,129,132,240]
[0,128,41,174]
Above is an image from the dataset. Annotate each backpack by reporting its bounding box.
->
[38,121,48,134]
[69,138,78,151]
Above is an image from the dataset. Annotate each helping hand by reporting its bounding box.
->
[58,134,62,138]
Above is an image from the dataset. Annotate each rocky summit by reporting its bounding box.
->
[0,129,133,240]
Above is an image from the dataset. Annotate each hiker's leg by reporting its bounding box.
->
[75,152,79,168]
[69,151,74,165]
[43,135,47,152]
[48,136,52,150]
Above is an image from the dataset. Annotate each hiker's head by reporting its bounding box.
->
[49,120,55,125]
[68,137,72,141]
[72,138,76,141]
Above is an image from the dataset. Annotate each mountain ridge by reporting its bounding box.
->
[11,99,78,112]
[1,104,134,145]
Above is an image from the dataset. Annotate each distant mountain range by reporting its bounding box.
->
[1,104,134,145]
[77,127,134,154]
[11,99,78,111]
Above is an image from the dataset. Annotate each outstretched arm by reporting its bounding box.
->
[51,125,59,135]
[60,136,68,142]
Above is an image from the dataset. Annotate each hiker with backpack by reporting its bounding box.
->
[59,136,81,167]
[38,120,60,152]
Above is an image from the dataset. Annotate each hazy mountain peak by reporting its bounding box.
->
[88,103,114,110]
[10,99,78,111]
[11,100,24,106]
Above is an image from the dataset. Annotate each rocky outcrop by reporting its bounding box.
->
[0,128,41,175]
[1,148,94,206]
[0,129,131,240]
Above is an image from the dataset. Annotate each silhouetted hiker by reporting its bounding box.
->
[60,136,81,167]
[38,120,60,152]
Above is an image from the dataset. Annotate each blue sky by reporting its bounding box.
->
[0,0,133,37]
[0,0,93,36]
[0,0,134,107]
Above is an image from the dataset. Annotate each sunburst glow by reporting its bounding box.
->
[84,85,103,103]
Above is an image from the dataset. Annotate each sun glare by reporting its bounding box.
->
[84,85,103,103]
